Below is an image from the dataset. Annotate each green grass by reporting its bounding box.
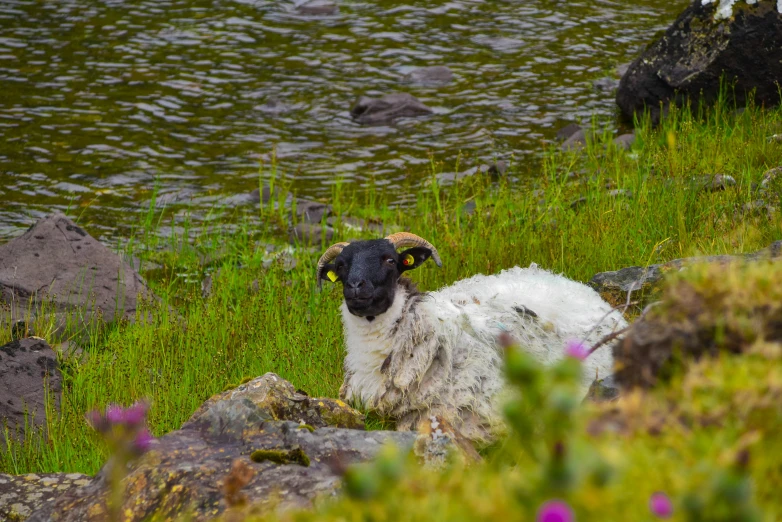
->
[1,97,781,476]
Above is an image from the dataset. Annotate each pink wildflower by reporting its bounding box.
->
[132,428,155,453]
[105,404,125,424]
[565,339,589,361]
[123,402,148,426]
[536,499,575,522]
[649,492,673,518]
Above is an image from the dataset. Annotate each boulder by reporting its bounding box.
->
[188,373,365,430]
[561,128,587,151]
[612,260,782,389]
[588,241,782,310]
[0,338,61,440]
[0,473,91,521]
[0,214,154,329]
[617,1,782,123]
[350,93,433,125]
[26,374,414,521]
[402,66,454,85]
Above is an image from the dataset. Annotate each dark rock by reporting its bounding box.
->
[0,473,91,521]
[485,161,508,177]
[296,0,339,15]
[616,1,782,123]
[585,374,621,403]
[288,223,335,246]
[612,133,635,150]
[11,320,33,341]
[556,123,583,142]
[561,129,587,151]
[588,241,782,310]
[0,338,61,440]
[0,213,154,329]
[569,196,588,210]
[27,374,414,521]
[294,199,332,224]
[350,93,433,125]
[402,66,454,85]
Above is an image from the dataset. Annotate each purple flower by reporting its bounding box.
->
[649,492,673,518]
[123,402,148,427]
[536,499,575,522]
[106,404,125,425]
[86,409,108,432]
[565,339,590,361]
[132,428,155,453]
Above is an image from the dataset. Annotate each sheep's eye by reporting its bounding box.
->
[385,258,395,265]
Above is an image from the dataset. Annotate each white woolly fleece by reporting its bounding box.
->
[339,264,627,442]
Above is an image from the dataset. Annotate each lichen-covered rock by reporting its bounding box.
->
[588,241,782,311]
[0,473,91,521]
[0,213,154,330]
[612,261,782,389]
[0,338,61,441]
[27,418,414,521]
[616,0,782,123]
[188,373,365,430]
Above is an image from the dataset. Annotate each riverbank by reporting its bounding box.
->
[2,97,781,483]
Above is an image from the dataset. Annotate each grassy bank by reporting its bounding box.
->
[1,99,781,478]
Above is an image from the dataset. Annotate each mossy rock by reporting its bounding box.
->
[613,261,782,389]
[189,372,365,430]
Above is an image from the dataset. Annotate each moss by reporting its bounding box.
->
[614,261,782,388]
[250,446,310,467]
[296,424,316,432]
[240,376,254,385]
[221,383,238,393]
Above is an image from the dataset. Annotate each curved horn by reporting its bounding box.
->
[385,232,442,267]
[316,242,350,286]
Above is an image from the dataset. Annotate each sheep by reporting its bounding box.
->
[317,233,627,442]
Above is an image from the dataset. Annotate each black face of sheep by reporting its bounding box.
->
[319,239,433,318]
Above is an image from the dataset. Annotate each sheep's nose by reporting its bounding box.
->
[347,280,366,290]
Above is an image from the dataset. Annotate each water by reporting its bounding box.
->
[0,0,688,240]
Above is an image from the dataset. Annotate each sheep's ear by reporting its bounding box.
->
[398,247,433,272]
[318,263,339,289]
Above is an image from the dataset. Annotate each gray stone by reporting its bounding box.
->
[0,214,154,330]
[288,223,335,247]
[0,338,61,441]
[26,374,414,521]
[617,1,782,123]
[585,374,621,403]
[561,129,587,151]
[612,133,635,150]
[593,77,619,93]
[350,93,433,125]
[556,123,582,142]
[588,241,782,309]
[0,473,91,521]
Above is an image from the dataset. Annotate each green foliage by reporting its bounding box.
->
[1,98,781,484]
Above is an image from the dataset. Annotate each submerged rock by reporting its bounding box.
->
[296,0,339,16]
[0,338,61,441]
[589,241,782,310]
[617,1,782,123]
[0,214,154,331]
[350,93,433,125]
[402,66,454,85]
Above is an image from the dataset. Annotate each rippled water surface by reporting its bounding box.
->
[0,0,689,239]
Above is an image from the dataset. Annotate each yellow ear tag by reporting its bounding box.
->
[403,254,415,266]
[327,270,338,282]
